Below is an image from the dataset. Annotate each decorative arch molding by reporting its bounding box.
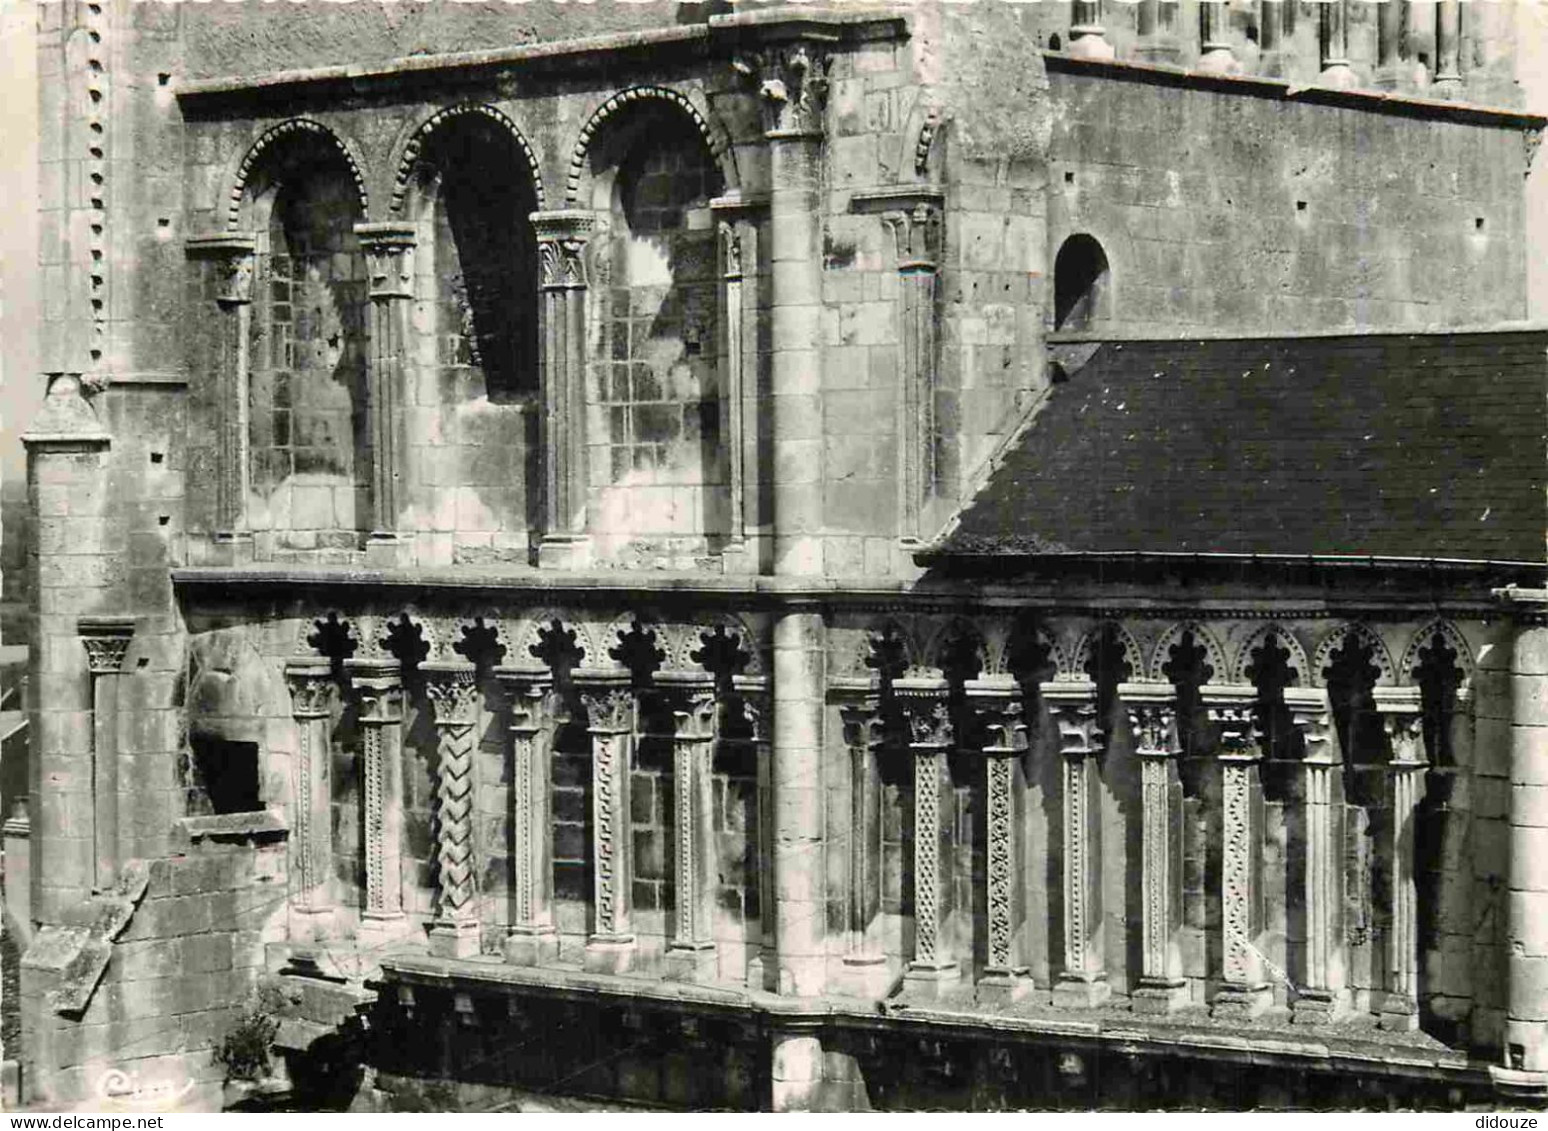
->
[388,102,547,216]
[989,619,1073,682]
[1311,622,1397,689]
[227,118,370,232]
[1230,623,1312,687]
[564,84,737,208]
[922,617,987,677]
[686,613,766,678]
[1148,622,1229,686]
[1073,621,1146,685]
[516,610,597,671]
[895,95,945,183]
[1398,619,1476,690]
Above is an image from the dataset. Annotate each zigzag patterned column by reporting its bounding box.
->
[973,679,1033,1003]
[577,668,637,974]
[1045,679,1110,1007]
[425,661,481,958]
[1376,685,1426,1031]
[500,666,558,966]
[663,678,719,982]
[899,679,959,998]
[284,656,335,925]
[1126,682,1188,1014]
[1287,686,1347,1024]
[1204,683,1272,1020]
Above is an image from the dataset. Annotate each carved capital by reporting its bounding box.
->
[1285,686,1340,766]
[354,678,404,725]
[186,234,257,307]
[839,696,884,752]
[577,673,635,735]
[78,616,136,675]
[1374,686,1426,767]
[531,210,594,291]
[495,667,552,733]
[424,663,480,727]
[974,691,1029,756]
[285,657,335,719]
[672,691,719,743]
[354,222,416,301]
[1043,680,1104,758]
[734,42,832,137]
[1202,683,1262,759]
[23,373,110,446]
[896,686,952,749]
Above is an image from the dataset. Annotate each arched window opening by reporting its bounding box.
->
[404,113,544,557]
[413,117,540,402]
[1053,233,1110,333]
[584,104,727,566]
[247,137,368,549]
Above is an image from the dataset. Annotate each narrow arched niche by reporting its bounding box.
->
[578,100,729,567]
[244,131,369,549]
[402,112,545,556]
[1053,233,1111,333]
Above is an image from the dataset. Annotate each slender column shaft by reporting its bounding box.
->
[186,235,256,554]
[1258,0,1289,76]
[1205,684,1271,1020]
[1504,608,1548,1075]
[660,681,719,981]
[1287,686,1347,1024]
[771,611,827,996]
[1318,0,1357,87]
[1435,0,1462,93]
[500,668,558,965]
[577,670,637,973]
[1136,0,1182,63]
[1198,0,1237,73]
[1126,683,1188,1014]
[717,214,748,549]
[880,204,941,541]
[347,653,406,934]
[838,696,888,994]
[898,685,958,995]
[1045,679,1109,1007]
[1372,686,1425,1031]
[80,620,133,892]
[355,223,416,563]
[425,661,482,959]
[285,657,335,920]
[975,683,1033,1003]
[1375,0,1404,85]
[532,210,594,568]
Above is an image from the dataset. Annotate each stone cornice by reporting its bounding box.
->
[175,9,907,110]
[169,564,1517,621]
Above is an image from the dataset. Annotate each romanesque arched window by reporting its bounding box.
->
[403,110,544,556]
[579,100,728,567]
[1053,233,1110,332]
[246,133,369,549]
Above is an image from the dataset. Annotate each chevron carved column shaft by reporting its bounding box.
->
[426,661,482,958]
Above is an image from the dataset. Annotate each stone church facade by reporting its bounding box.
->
[13,0,1548,1112]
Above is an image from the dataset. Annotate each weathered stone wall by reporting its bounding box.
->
[20,825,285,1111]
[1047,70,1532,334]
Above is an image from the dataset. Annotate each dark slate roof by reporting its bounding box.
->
[935,332,1548,563]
